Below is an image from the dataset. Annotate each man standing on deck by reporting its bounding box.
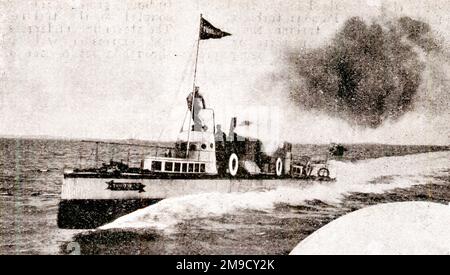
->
[215,124,227,175]
[215,124,226,142]
[186,86,207,131]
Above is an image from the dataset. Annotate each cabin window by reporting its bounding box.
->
[194,163,199,172]
[165,162,174,172]
[182,163,187,173]
[174,163,181,172]
[200,164,205,173]
[188,163,194,172]
[190,144,197,151]
[201,144,207,150]
[152,161,162,171]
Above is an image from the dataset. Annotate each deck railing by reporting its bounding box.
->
[77,140,175,169]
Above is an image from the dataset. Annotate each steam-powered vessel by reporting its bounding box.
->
[58,112,333,228]
[57,15,334,229]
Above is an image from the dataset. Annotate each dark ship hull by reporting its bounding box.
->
[58,172,333,229]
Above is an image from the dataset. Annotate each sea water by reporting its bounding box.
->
[0,138,448,254]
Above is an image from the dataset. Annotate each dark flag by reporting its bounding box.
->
[200,17,231,40]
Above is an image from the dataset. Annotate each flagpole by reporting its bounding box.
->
[186,13,202,158]
[192,13,202,93]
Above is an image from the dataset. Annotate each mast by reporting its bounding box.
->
[186,13,202,158]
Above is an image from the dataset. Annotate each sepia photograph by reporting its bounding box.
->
[0,0,449,259]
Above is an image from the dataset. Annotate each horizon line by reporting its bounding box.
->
[0,134,448,147]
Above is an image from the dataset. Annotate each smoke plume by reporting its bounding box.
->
[285,16,442,128]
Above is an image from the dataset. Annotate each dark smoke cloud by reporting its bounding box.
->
[286,16,441,128]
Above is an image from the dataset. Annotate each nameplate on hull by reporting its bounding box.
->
[106,180,145,193]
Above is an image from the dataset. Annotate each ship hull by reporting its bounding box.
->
[57,198,161,229]
[58,175,334,229]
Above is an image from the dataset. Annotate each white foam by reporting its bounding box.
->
[290,201,450,255]
[101,151,449,231]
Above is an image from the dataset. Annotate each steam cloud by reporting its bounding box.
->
[286,16,442,128]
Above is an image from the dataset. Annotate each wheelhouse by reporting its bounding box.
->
[145,157,208,174]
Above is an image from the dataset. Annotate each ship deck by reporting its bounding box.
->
[64,171,334,181]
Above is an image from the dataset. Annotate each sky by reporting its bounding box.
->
[0,0,449,144]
